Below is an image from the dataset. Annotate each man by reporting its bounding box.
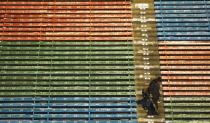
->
[147,77,161,110]
[137,77,161,117]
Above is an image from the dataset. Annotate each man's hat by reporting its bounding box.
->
[156,76,162,82]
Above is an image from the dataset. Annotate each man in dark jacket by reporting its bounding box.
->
[137,77,161,116]
[147,77,161,110]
